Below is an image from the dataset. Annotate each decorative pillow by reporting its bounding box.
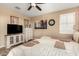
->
[54,41,65,50]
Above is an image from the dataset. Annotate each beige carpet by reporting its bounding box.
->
[54,41,65,50]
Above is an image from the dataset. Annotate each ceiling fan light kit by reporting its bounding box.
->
[31,3,36,7]
[27,3,43,11]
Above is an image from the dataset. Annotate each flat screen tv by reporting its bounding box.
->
[7,24,23,34]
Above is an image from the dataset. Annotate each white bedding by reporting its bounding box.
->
[7,36,79,56]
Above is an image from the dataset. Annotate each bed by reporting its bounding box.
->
[7,36,79,56]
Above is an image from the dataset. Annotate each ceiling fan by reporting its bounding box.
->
[27,3,44,11]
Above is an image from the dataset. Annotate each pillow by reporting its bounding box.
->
[40,36,52,39]
[54,41,65,50]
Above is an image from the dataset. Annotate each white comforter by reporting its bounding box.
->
[7,36,79,56]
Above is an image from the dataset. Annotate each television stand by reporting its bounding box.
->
[5,33,24,48]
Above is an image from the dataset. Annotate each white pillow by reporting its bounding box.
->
[40,36,51,40]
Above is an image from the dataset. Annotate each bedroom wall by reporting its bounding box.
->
[0,5,30,48]
[31,7,78,40]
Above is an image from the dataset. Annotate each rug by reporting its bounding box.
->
[23,40,40,47]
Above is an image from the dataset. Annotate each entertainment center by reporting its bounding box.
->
[5,16,33,48]
[5,16,25,48]
[5,33,24,48]
[6,24,24,48]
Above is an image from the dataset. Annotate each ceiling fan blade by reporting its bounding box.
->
[27,6,32,10]
[36,3,44,4]
[36,5,42,11]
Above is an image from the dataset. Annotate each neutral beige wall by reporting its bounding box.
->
[0,5,30,48]
[31,7,77,39]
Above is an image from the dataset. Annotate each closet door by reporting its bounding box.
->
[25,28,33,41]
[25,28,29,41]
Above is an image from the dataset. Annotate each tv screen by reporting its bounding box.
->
[7,24,23,34]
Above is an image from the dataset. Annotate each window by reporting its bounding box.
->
[60,12,75,34]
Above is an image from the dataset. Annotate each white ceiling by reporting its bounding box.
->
[0,3,79,17]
